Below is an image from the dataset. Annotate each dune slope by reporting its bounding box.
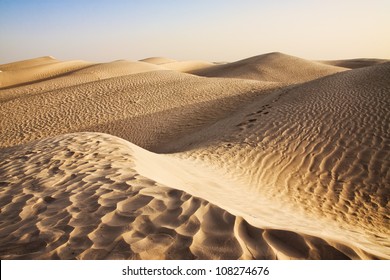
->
[0,69,279,150]
[0,57,94,89]
[0,60,169,103]
[0,133,377,260]
[162,60,215,73]
[190,52,347,83]
[169,62,390,258]
[139,57,177,65]
[320,58,389,69]
[0,54,389,260]
[0,56,62,71]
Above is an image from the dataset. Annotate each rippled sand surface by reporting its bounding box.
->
[0,53,389,259]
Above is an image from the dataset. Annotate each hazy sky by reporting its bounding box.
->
[1,0,389,63]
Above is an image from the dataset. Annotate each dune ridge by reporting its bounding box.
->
[0,133,378,260]
[139,57,177,65]
[0,56,58,71]
[0,57,95,89]
[0,53,389,259]
[167,62,390,257]
[0,69,280,149]
[161,60,215,72]
[190,52,347,83]
[320,58,389,69]
[0,60,169,103]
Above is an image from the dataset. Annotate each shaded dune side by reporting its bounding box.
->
[0,56,58,71]
[190,52,347,83]
[72,60,167,79]
[0,70,280,149]
[140,57,178,65]
[0,54,388,260]
[0,58,95,89]
[0,133,375,260]
[0,60,168,103]
[172,63,390,257]
[320,58,389,69]
[162,61,215,72]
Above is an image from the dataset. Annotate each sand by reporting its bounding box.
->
[0,53,389,260]
[319,58,389,69]
[190,52,347,83]
[0,56,94,89]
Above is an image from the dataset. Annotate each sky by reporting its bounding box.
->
[0,0,389,63]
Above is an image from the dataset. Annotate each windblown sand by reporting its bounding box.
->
[0,53,389,259]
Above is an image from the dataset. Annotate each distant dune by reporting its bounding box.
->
[0,56,94,88]
[0,53,389,260]
[190,52,347,83]
[0,61,279,149]
[0,56,58,71]
[161,60,215,72]
[319,58,389,69]
[74,60,167,78]
[139,57,177,65]
[139,57,216,72]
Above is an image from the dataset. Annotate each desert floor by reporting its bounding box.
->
[0,53,389,259]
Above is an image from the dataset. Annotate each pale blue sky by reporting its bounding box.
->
[1,0,389,63]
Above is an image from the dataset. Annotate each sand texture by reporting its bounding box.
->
[0,53,389,260]
[190,52,347,83]
[319,58,389,69]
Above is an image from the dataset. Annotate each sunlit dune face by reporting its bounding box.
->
[0,53,389,259]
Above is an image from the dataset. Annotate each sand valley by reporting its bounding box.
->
[0,53,389,259]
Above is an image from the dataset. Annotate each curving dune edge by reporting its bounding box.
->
[0,53,389,260]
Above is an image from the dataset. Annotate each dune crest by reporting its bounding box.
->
[0,70,279,149]
[0,56,58,71]
[140,57,177,65]
[167,62,390,258]
[319,58,389,69]
[162,60,215,72]
[0,53,389,259]
[190,52,347,83]
[72,60,167,79]
[0,58,94,89]
[0,133,378,259]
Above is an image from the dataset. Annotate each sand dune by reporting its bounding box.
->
[0,68,279,149]
[0,59,169,103]
[139,57,177,65]
[0,56,58,71]
[0,54,389,260]
[0,56,94,89]
[0,133,377,260]
[139,57,215,72]
[166,62,390,258]
[73,60,167,79]
[320,58,389,69]
[162,60,215,72]
[190,52,347,83]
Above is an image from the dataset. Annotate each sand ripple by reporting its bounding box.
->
[0,133,377,259]
[0,54,389,259]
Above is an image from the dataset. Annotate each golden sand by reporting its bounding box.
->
[0,53,389,259]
